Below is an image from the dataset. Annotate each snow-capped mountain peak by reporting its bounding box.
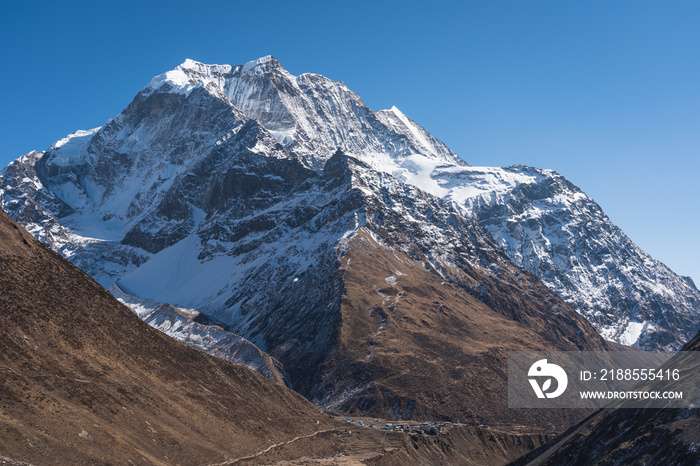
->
[2,56,698,359]
[50,127,102,150]
[144,56,464,171]
[240,54,284,73]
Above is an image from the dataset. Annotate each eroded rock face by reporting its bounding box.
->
[441,165,700,351]
[110,285,289,386]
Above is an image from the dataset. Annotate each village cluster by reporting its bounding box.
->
[337,417,474,436]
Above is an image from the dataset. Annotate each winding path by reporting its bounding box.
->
[208,428,337,465]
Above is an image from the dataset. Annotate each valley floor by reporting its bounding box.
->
[214,418,550,465]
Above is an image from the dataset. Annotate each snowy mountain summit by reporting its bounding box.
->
[145,56,464,174]
[1,55,698,374]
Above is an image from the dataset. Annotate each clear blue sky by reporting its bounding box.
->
[2,1,699,284]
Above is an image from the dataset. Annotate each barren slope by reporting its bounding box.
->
[0,209,332,465]
[320,227,605,431]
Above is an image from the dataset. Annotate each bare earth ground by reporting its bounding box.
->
[212,423,549,465]
[325,230,601,431]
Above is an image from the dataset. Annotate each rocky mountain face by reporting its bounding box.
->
[0,57,697,425]
[3,57,698,353]
[110,284,289,385]
[436,165,700,351]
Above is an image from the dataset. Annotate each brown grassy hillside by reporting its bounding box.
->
[0,209,333,464]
